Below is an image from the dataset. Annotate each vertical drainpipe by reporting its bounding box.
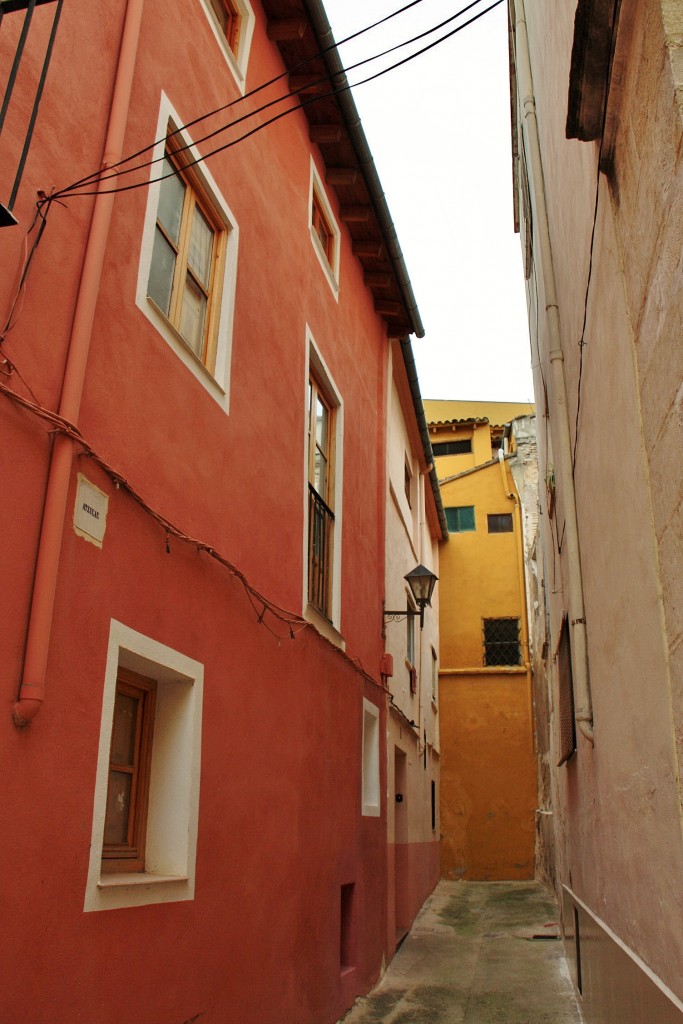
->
[13,0,145,727]
[499,450,535,753]
[511,0,594,744]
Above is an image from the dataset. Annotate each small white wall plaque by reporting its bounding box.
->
[74,474,109,548]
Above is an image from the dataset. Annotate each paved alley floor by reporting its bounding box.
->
[340,881,583,1024]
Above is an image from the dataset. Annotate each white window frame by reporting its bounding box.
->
[303,328,344,639]
[406,592,416,668]
[136,93,239,413]
[431,645,438,706]
[361,698,381,817]
[308,160,340,300]
[196,0,255,93]
[84,620,203,912]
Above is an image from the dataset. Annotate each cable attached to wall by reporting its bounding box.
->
[37,0,504,206]
[0,376,388,693]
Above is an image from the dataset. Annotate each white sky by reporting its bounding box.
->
[323,0,535,403]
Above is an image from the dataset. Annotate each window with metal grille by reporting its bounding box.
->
[483,617,522,666]
[307,376,335,619]
[445,505,475,533]
[557,616,576,765]
[432,439,472,456]
[487,513,513,533]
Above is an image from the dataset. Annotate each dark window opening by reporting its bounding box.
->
[431,780,437,832]
[488,513,513,533]
[432,439,472,456]
[340,883,355,971]
[483,617,522,666]
[574,906,583,995]
[557,616,577,765]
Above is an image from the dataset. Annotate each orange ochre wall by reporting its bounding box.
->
[439,674,536,880]
[430,424,537,881]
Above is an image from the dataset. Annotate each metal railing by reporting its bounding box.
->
[308,483,334,619]
[0,0,64,226]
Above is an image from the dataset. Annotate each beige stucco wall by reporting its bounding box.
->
[384,359,440,767]
[513,0,683,1009]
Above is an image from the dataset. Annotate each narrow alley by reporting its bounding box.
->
[339,882,582,1024]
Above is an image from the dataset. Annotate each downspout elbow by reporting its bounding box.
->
[12,692,44,728]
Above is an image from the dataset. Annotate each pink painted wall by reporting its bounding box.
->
[0,2,403,1021]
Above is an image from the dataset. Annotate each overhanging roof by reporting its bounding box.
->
[424,399,535,428]
[260,0,424,338]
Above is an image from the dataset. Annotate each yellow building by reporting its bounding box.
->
[425,400,537,880]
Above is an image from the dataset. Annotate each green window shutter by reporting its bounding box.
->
[445,506,475,532]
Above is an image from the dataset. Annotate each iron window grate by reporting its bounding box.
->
[483,617,522,666]
[557,616,576,765]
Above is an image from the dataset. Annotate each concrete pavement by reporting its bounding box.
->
[339,881,583,1024]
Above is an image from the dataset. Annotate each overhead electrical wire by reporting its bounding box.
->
[41,0,504,204]
[0,0,503,686]
[2,0,505,325]
[60,0,435,196]
[0,375,387,691]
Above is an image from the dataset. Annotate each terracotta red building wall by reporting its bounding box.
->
[0,1,419,1021]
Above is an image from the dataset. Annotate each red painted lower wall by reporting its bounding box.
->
[0,466,390,1024]
[389,840,440,946]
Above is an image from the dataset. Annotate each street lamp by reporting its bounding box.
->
[383,563,438,630]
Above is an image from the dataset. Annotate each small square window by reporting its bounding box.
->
[483,617,522,667]
[432,439,472,456]
[487,513,513,533]
[445,506,475,533]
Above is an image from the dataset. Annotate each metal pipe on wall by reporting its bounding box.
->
[511,0,594,745]
[13,0,145,726]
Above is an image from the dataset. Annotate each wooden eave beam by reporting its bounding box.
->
[309,124,343,144]
[364,270,392,288]
[353,239,384,259]
[289,74,325,94]
[340,204,371,223]
[267,17,308,41]
[326,167,359,186]
[375,300,402,317]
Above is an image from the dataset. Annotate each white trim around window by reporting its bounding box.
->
[196,0,255,92]
[308,159,341,300]
[136,93,239,413]
[361,698,381,817]
[84,620,203,912]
